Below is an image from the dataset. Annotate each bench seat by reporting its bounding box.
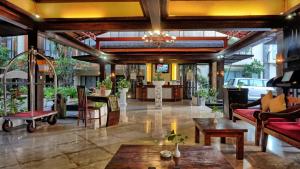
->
[266,122,300,142]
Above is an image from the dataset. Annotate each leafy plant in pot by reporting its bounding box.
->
[117,78,131,93]
[101,78,113,96]
[197,88,208,106]
[208,88,218,103]
[166,130,188,158]
[152,72,165,86]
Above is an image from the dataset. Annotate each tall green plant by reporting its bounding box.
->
[243,59,264,78]
[0,45,9,67]
[101,78,113,90]
[54,43,76,86]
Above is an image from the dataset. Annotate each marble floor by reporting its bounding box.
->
[0,100,300,169]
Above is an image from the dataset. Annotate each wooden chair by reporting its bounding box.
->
[230,100,262,145]
[77,86,101,128]
[260,105,300,152]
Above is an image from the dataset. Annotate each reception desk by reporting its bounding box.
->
[136,85,183,102]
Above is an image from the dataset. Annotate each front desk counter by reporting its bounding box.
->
[136,84,183,102]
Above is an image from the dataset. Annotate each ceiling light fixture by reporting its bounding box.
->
[142,30,176,48]
[34,14,40,19]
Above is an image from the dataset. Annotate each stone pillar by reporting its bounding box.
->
[153,81,164,108]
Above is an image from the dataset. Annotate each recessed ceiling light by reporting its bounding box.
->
[159,58,164,62]
[34,14,40,18]
[280,12,284,15]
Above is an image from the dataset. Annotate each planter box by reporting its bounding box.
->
[191,96,206,106]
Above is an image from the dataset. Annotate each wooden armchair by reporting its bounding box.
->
[260,105,300,152]
[77,86,101,128]
[230,99,262,145]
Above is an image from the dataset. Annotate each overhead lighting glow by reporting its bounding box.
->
[34,14,40,19]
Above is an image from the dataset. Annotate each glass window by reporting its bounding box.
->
[228,79,234,86]
[252,79,263,87]
[237,79,249,86]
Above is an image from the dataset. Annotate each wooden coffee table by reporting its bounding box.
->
[105,145,233,169]
[193,118,248,160]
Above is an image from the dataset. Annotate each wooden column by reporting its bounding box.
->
[99,62,106,81]
[28,29,45,111]
[111,64,116,94]
[217,60,225,99]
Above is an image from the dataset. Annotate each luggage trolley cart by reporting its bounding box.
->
[2,48,58,133]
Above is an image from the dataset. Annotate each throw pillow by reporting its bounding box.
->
[261,91,273,112]
[269,94,286,113]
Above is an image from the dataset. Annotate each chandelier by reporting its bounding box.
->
[142,30,176,47]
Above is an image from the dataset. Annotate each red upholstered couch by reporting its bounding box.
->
[260,106,300,151]
[230,99,262,145]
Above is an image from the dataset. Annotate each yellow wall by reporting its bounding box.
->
[169,0,285,16]
[171,63,178,81]
[286,0,300,10]
[8,0,36,15]
[146,63,152,82]
[36,2,143,18]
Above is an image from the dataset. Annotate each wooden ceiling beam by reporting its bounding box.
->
[38,15,284,31]
[40,32,102,57]
[102,48,223,53]
[0,1,34,30]
[38,19,151,31]
[140,0,161,30]
[218,31,275,57]
[96,36,228,41]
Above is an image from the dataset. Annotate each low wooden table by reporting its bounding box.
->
[105,145,233,169]
[193,118,248,160]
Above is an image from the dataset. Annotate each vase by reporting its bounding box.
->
[104,90,111,96]
[174,143,181,158]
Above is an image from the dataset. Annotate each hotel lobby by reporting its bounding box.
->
[1,0,300,169]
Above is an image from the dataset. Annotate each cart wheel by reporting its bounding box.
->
[2,120,13,132]
[47,115,57,125]
[27,122,36,133]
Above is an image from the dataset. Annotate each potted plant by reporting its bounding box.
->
[101,77,113,96]
[152,72,165,86]
[211,105,222,123]
[166,130,188,158]
[208,88,218,103]
[197,88,208,106]
[117,78,131,93]
[117,78,131,107]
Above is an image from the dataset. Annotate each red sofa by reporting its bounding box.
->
[231,99,262,145]
[260,106,300,152]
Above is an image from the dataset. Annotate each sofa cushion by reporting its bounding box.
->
[261,91,273,112]
[266,122,300,142]
[269,94,286,113]
[234,109,259,122]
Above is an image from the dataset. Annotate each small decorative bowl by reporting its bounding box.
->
[160,150,172,160]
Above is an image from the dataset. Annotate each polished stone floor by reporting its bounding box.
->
[0,100,300,169]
